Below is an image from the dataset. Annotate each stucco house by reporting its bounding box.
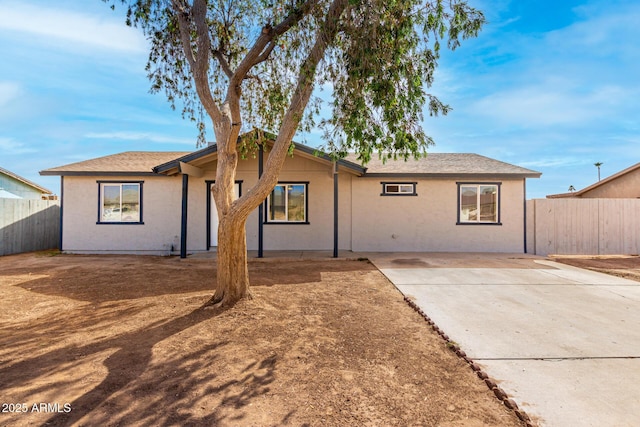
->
[0,166,54,199]
[547,162,640,199]
[40,132,540,257]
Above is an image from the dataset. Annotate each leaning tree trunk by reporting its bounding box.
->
[184,0,350,308]
[209,213,251,307]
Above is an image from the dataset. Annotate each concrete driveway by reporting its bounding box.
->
[368,253,640,427]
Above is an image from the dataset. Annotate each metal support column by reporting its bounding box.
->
[180,174,189,258]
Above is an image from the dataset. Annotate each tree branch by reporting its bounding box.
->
[251,41,277,67]
[230,0,320,90]
[171,0,196,71]
[236,0,349,217]
[172,0,224,125]
[213,49,234,78]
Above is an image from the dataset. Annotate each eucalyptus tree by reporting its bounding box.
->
[105,0,485,307]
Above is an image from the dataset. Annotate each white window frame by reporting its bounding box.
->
[457,182,501,225]
[98,181,143,224]
[381,182,417,196]
[266,182,308,223]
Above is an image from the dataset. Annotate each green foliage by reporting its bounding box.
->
[104,0,484,162]
[321,1,484,163]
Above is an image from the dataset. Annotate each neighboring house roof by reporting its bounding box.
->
[345,153,541,178]
[0,166,53,194]
[547,161,640,198]
[40,152,190,176]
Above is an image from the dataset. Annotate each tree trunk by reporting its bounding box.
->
[197,0,350,308]
[208,213,251,307]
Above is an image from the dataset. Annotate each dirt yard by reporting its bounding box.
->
[0,252,525,427]
[551,255,640,282]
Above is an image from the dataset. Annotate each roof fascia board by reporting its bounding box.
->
[360,173,541,179]
[154,145,219,174]
[153,136,366,176]
[40,171,163,177]
[546,192,577,198]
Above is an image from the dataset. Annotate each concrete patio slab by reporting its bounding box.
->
[369,253,640,427]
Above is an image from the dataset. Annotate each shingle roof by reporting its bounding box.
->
[40,150,540,179]
[345,153,541,177]
[0,166,53,193]
[40,152,190,176]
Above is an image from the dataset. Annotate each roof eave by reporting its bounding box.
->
[546,192,578,199]
[152,137,367,176]
[360,172,541,179]
[153,145,219,174]
[40,171,161,177]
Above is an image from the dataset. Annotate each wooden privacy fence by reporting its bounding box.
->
[527,198,640,256]
[0,199,60,256]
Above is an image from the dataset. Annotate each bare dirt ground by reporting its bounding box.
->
[0,252,525,427]
[551,255,640,282]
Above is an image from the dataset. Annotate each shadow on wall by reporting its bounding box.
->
[0,201,60,256]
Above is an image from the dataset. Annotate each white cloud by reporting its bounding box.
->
[0,1,146,53]
[85,131,195,146]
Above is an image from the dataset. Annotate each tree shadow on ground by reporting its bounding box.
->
[9,264,214,303]
[0,255,376,426]
[1,302,288,426]
[4,256,374,302]
[248,259,375,287]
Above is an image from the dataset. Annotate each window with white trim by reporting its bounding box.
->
[98,182,143,224]
[267,183,308,223]
[458,183,500,224]
[381,182,417,196]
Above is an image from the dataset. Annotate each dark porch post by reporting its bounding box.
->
[258,144,264,258]
[333,161,339,258]
[180,173,189,259]
[523,178,527,254]
[59,176,64,251]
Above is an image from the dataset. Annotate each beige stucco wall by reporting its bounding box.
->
[580,168,640,198]
[61,158,529,254]
[258,155,352,251]
[62,175,183,254]
[61,154,354,254]
[192,154,353,252]
[351,177,527,252]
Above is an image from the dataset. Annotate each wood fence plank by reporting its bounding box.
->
[0,199,60,256]
[528,198,640,256]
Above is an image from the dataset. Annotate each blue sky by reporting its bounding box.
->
[1,0,638,198]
